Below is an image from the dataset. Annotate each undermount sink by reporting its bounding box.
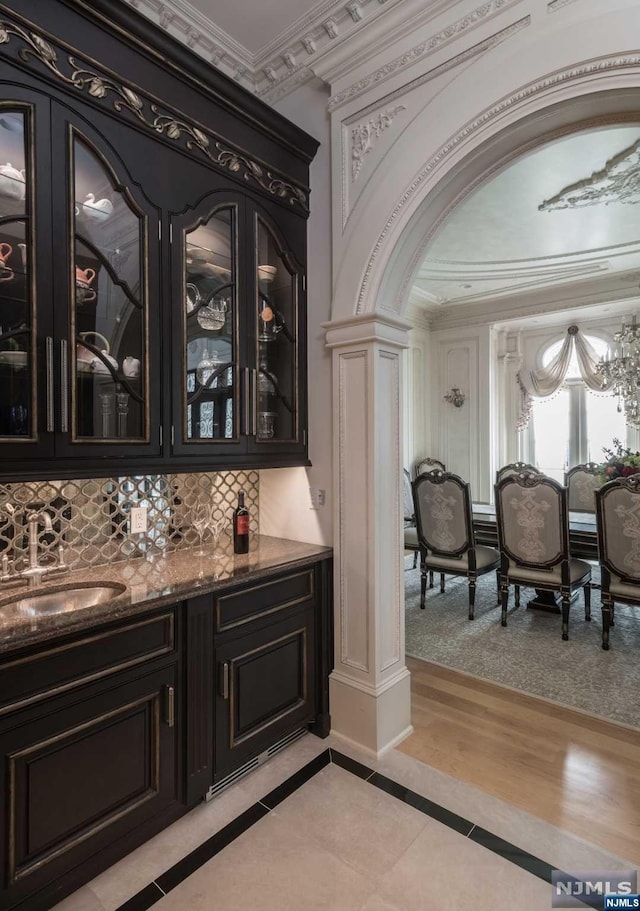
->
[0,582,127,616]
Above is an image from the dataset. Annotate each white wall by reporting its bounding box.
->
[259,79,333,545]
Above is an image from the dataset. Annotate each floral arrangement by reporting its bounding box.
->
[599,438,640,481]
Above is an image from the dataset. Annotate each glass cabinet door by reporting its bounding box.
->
[180,205,238,447]
[254,217,300,445]
[0,107,35,442]
[70,131,149,443]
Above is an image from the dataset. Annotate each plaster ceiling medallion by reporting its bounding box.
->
[539,138,640,212]
[351,105,406,181]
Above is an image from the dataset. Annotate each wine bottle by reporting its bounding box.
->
[233,490,250,554]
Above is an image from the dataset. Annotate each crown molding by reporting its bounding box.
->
[124,0,511,105]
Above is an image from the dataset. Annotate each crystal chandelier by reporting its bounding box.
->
[596,315,640,426]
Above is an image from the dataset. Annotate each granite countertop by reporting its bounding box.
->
[0,535,332,656]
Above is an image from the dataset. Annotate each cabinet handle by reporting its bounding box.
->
[60,339,68,433]
[243,367,250,437]
[165,685,175,727]
[45,337,54,432]
[221,662,230,700]
[251,369,257,437]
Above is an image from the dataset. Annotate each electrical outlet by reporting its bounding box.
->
[309,488,326,509]
[129,506,148,534]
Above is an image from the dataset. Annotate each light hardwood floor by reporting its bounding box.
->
[400,657,640,864]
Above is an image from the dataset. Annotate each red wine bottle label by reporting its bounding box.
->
[237,515,250,535]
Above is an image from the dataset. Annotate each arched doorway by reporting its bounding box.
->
[325,34,640,754]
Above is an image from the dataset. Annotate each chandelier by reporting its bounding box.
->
[596,315,640,426]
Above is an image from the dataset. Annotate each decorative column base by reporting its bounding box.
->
[329,667,413,757]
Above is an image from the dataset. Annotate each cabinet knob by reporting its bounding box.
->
[221,662,230,700]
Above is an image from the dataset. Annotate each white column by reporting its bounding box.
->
[325,313,413,757]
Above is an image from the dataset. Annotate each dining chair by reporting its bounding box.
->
[495,471,591,640]
[412,469,500,619]
[495,462,539,484]
[403,468,419,569]
[595,475,640,650]
[414,457,445,477]
[565,462,600,514]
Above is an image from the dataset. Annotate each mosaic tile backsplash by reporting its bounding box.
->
[0,471,259,570]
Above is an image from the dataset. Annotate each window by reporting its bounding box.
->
[528,334,626,482]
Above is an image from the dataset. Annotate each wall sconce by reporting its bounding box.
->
[443,387,465,408]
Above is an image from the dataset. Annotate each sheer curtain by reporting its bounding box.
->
[517,325,604,428]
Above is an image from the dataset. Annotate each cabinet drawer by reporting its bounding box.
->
[216,570,314,632]
[0,611,176,716]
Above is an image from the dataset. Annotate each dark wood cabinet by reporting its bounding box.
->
[0,553,332,910]
[0,0,317,480]
[214,605,316,779]
[0,662,179,910]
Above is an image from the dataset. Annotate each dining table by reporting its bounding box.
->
[472,503,597,613]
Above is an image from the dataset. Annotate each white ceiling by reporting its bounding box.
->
[186,0,323,55]
[414,124,640,312]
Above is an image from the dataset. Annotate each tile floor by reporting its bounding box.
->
[53,733,632,911]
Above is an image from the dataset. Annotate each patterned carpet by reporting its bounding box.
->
[404,565,640,729]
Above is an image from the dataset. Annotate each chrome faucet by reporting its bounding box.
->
[2,505,68,589]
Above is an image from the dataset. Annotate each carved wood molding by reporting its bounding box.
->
[0,13,310,213]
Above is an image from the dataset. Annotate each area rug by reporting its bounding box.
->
[404,566,640,730]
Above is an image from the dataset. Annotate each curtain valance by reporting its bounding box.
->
[516,325,605,430]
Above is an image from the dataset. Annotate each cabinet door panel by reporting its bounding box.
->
[0,666,177,904]
[50,101,162,459]
[215,607,315,779]
[0,79,54,462]
[170,191,248,457]
[246,200,307,460]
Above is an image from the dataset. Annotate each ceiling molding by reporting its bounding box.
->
[548,0,582,12]
[427,272,640,330]
[124,0,256,88]
[124,0,513,105]
[327,0,526,111]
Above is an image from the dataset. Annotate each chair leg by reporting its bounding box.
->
[469,576,476,621]
[602,600,612,650]
[500,583,509,627]
[440,573,445,594]
[420,558,427,610]
[495,569,500,605]
[412,551,418,570]
[561,591,570,641]
[515,585,520,608]
[584,583,591,621]
[611,603,615,627]
[429,570,434,589]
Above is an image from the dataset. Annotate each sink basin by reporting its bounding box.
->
[0,582,127,616]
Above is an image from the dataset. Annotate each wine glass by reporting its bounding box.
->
[192,502,210,556]
[208,513,227,559]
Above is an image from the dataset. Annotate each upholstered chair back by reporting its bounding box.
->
[403,468,414,524]
[565,463,600,513]
[496,472,567,569]
[412,470,472,556]
[596,477,640,583]
[496,462,539,483]
[414,457,445,477]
